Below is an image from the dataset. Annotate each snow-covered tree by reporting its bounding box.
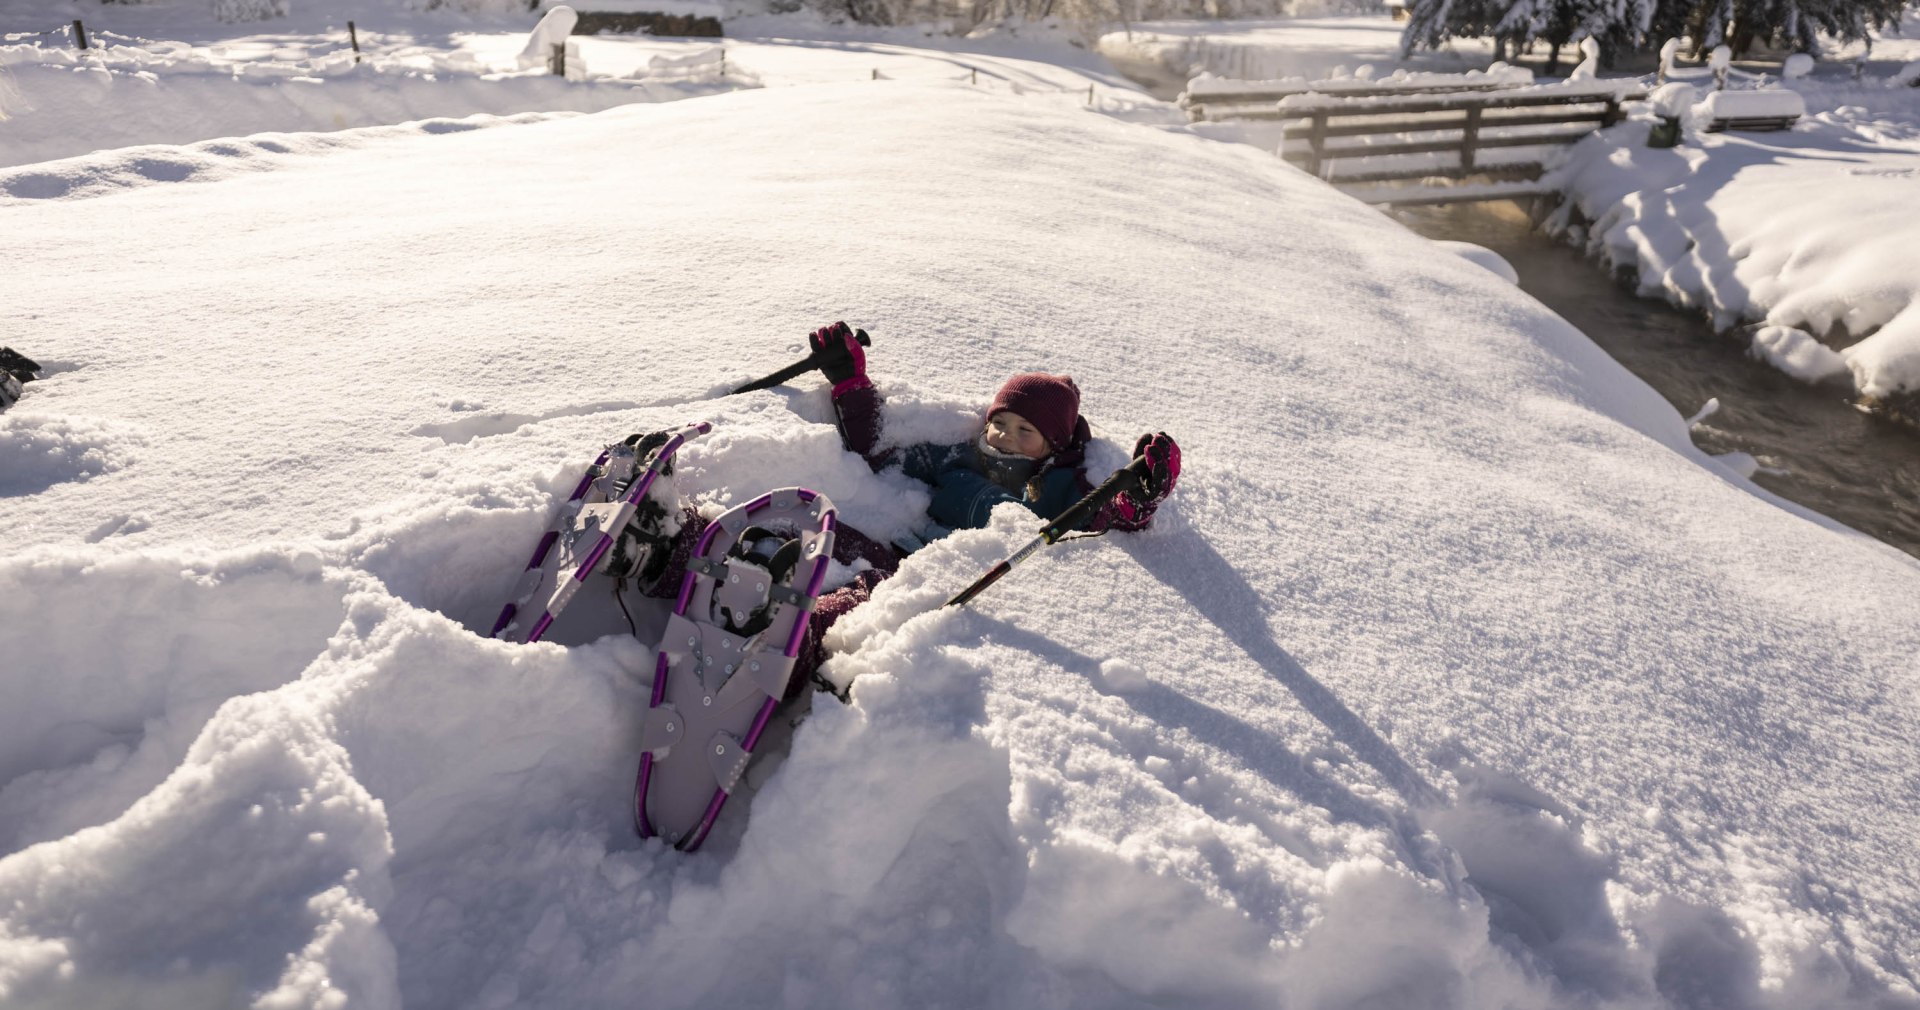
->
[1407,0,1907,60]
[212,0,288,21]
[1690,0,1906,54]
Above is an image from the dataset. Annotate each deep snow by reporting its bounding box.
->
[4,10,1920,1010]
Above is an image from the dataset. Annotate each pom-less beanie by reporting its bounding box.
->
[988,373,1083,452]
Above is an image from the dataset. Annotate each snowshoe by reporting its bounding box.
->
[489,421,710,644]
[633,487,838,852]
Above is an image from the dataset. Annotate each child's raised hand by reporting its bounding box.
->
[1100,432,1179,533]
[1131,432,1181,502]
[808,321,868,387]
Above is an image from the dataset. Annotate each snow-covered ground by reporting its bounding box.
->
[1,2,1148,169]
[5,8,1920,1010]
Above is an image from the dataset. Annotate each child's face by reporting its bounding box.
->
[985,411,1051,460]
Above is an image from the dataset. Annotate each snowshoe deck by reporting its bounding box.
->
[634,487,838,851]
[490,421,710,644]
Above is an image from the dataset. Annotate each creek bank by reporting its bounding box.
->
[1399,198,1920,562]
[1545,199,1920,436]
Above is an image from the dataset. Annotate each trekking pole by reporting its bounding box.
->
[729,330,873,395]
[944,454,1153,608]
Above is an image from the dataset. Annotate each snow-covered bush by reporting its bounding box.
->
[212,0,289,22]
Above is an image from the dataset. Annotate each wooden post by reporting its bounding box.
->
[1087,83,1094,105]
[72,19,88,50]
[719,49,725,77]
[1462,105,1481,172]
[348,20,361,64]
[971,67,977,85]
[550,42,565,76]
[1308,112,1328,178]
[871,68,878,80]
[1603,96,1622,126]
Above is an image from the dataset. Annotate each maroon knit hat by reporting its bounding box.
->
[988,373,1083,452]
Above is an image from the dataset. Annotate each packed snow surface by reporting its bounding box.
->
[4,13,1920,1010]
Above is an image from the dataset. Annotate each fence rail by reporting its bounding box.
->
[1269,85,1645,203]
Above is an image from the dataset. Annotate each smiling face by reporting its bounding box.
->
[985,411,1052,460]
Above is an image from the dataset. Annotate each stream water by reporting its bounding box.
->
[1395,201,1920,562]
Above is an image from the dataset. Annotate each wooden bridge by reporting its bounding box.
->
[1181,77,1647,206]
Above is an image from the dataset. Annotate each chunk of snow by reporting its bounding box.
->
[1713,451,1760,478]
[517,6,579,72]
[1684,397,1721,427]
[1694,89,1806,121]
[1434,241,1519,284]
[1749,325,1850,383]
[1095,658,1150,692]
[1648,82,1699,118]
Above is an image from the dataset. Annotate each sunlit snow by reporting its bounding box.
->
[3,6,1919,1010]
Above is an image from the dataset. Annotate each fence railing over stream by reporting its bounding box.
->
[1181,75,1646,206]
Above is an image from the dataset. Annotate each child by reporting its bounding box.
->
[808,321,1178,539]
[632,321,1180,695]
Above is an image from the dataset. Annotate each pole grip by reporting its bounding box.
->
[1038,456,1147,542]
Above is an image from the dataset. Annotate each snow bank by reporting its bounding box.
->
[1435,240,1520,283]
[1553,91,1920,400]
[0,35,734,169]
[5,65,1920,1010]
[1183,61,1531,99]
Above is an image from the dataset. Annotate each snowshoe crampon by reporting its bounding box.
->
[634,487,838,851]
[489,421,710,644]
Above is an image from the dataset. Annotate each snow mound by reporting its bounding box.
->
[1749,324,1850,383]
[0,411,145,493]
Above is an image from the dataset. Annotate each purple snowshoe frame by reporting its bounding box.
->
[489,421,712,644]
[634,487,839,852]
